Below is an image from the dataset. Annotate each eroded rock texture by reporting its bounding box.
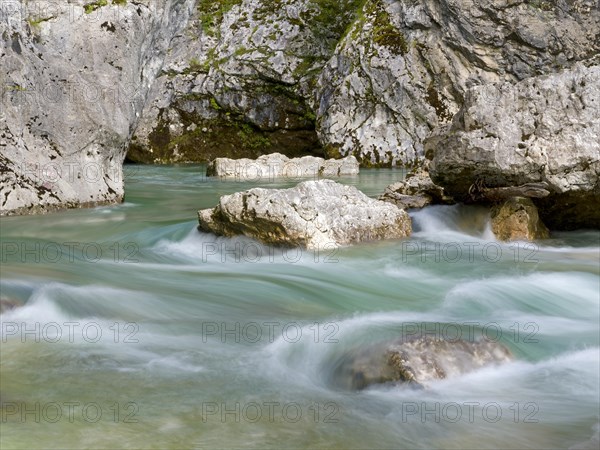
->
[332,335,513,390]
[379,166,452,209]
[1,0,195,215]
[428,61,600,229]
[206,153,359,179]
[198,179,412,249]
[131,0,600,165]
[491,197,550,241]
[2,0,599,217]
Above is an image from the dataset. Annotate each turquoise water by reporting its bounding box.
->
[1,165,599,449]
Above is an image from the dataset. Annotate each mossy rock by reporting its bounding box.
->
[127,111,322,164]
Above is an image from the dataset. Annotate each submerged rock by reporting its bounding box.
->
[198,180,411,249]
[428,62,600,230]
[379,167,452,209]
[206,153,359,179]
[332,336,513,390]
[491,197,550,241]
[0,298,23,315]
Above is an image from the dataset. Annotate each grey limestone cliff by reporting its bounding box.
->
[2,0,599,220]
[1,0,194,214]
[131,0,599,166]
[428,61,600,229]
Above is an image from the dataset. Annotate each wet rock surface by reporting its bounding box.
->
[0,297,23,315]
[491,197,550,241]
[332,336,513,390]
[379,167,452,209]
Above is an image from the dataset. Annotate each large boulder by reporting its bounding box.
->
[0,297,22,315]
[332,335,513,390]
[198,180,411,249]
[206,153,359,179]
[491,197,550,241]
[428,62,600,229]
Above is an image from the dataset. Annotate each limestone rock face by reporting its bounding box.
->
[491,197,550,241]
[332,336,513,390]
[4,0,599,215]
[315,0,600,165]
[428,62,600,229]
[1,0,195,215]
[198,180,411,249]
[379,167,452,209]
[129,0,348,163]
[206,153,359,179]
[132,0,600,166]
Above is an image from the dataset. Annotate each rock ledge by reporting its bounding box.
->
[206,153,359,179]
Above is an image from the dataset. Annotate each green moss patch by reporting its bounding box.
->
[370,0,408,54]
[84,0,108,14]
[198,0,243,36]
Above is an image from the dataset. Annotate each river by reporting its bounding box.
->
[1,165,598,449]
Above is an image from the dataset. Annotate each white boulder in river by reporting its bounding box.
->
[198,180,411,249]
[206,153,359,179]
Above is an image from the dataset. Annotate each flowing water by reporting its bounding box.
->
[1,165,599,449]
